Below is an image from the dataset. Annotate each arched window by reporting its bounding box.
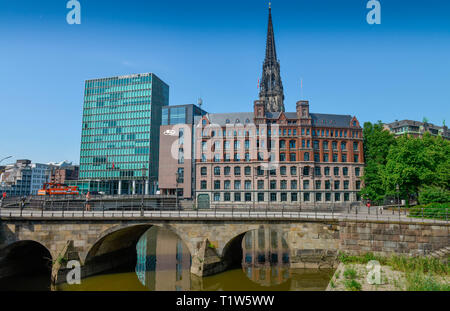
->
[280,166,287,175]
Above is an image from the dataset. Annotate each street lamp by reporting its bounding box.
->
[396,184,400,217]
[0,156,12,165]
[175,171,180,211]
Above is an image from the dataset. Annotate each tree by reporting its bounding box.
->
[360,121,396,203]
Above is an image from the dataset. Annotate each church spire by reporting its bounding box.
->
[259,3,285,112]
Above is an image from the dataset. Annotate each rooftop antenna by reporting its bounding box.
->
[198,98,203,110]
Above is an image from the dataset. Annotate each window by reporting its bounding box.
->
[343,167,349,176]
[323,153,329,162]
[353,142,358,151]
[270,180,277,190]
[289,140,296,148]
[341,142,347,151]
[234,193,241,202]
[354,154,359,163]
[234,180,241,190]
[291,193,298,202]
[245,181,252,190]
[316,193,322,202]
[214,181,221,190]
[280,166,287,175]
[258,180,265,190]
[325,193,331,202]
[332,141,337,150]
[281,180,287,190]
[280,153,286,162]
[177,168,184,183]
[313,140,320,150]
[245,153,250,162]
[334,181,340,190]
[270,193,277,202]
[224,180,231,190]
[201,181,207,189]
[235,166,241,176]
[225,154,231,162]
[214,167,221,176]
[323,141,329,150]
[245,193,252,202]
[224,166,231,176]
[178,148,184,164]
[324,167,330,176]
[335,193,341,202]
[333,154,338,162]
[356,181,361,190]
[303,180,310,190]
[303,193,310,202]
[214,154,221,162]
[334,167,339,176]
[304,152,310,161]
[224,141,230,150]
[224,193,231,201]
[280,140,286,149]
[201,167,207,176]
[341,154,347,162]
[325,180,331,190]
[314,167,321,176]
[315,180,321,189]
[314,153,320,162]
[214,193,220,201]
[290,153,297,161]
[281,193,287,202]
[234,153,241,162]
[344,193,350,202]
[291,180,298,190]
[245,140,250,150]
[258,193,265,202]
[245,166,251,176]
[355,167,360,177]
[303,167,310,176]
[344,181,349,190]
[234,140,241,150]
[290,166,297,175]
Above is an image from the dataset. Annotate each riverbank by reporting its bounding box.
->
[326,253,449,291]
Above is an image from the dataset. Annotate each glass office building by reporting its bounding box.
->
[78,73,169,195]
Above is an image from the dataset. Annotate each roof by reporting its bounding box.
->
[310,113,354,128]
[201,113,255,126]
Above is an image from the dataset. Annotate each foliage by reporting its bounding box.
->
[419,186,450,204]
[405,272,450,291]
[360,122,396,203]
[409,203,449,220]
[343,267,358,280]
[344,279,362,291]
[361,123,450,205]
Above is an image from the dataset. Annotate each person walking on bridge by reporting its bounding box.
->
[0,192,6,208]
[85,191,91,211]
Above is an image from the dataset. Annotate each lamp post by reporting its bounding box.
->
[175,171,180,212]
[141,165,146,216]
[0,156,12,165]
[396,184,400,217]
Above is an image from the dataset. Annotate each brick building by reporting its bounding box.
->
[158,6,364,209]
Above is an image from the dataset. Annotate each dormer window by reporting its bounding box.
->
[236,119,240,124]
[202,119,207,126]
[353,121,357,127]
[226,119,230,124]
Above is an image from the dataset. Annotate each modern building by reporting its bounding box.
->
[159,5,365,209]
[48,161,79,184]
[78,73,169,195]
[0,160,50,196]
[158,104,207,198]
[383,120,449,140]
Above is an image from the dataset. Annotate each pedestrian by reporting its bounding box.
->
[85,191,91,211]
[0,192,5,208]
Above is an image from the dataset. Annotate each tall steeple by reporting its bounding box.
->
[259,2,285,113]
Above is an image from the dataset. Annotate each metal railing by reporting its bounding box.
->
[0,199,448,224]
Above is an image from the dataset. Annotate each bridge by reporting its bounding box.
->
[0,204,448,286]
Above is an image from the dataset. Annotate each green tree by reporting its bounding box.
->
[360,121,396,203]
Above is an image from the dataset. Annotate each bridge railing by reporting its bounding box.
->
[0,199,448,224]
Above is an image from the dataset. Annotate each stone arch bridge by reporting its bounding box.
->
[0,217,448,284]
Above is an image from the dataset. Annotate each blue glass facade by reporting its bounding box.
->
[79,73,169,194]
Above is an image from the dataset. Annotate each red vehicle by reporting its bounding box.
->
[38,183,80,196]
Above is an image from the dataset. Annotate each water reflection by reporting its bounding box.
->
[57,226,333,291]
[135,227,191,291]
[241,227,290,287]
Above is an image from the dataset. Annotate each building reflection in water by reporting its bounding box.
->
[135,227,191,291]
[242,227,290,287]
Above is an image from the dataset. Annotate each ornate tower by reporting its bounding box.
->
[259,4,285,112]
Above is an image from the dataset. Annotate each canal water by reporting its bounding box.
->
[0,227,333,291]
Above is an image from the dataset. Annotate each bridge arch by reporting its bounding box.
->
[83,223,194,276]
[0,240,53,286]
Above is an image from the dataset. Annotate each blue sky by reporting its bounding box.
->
[1,0,449,164]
